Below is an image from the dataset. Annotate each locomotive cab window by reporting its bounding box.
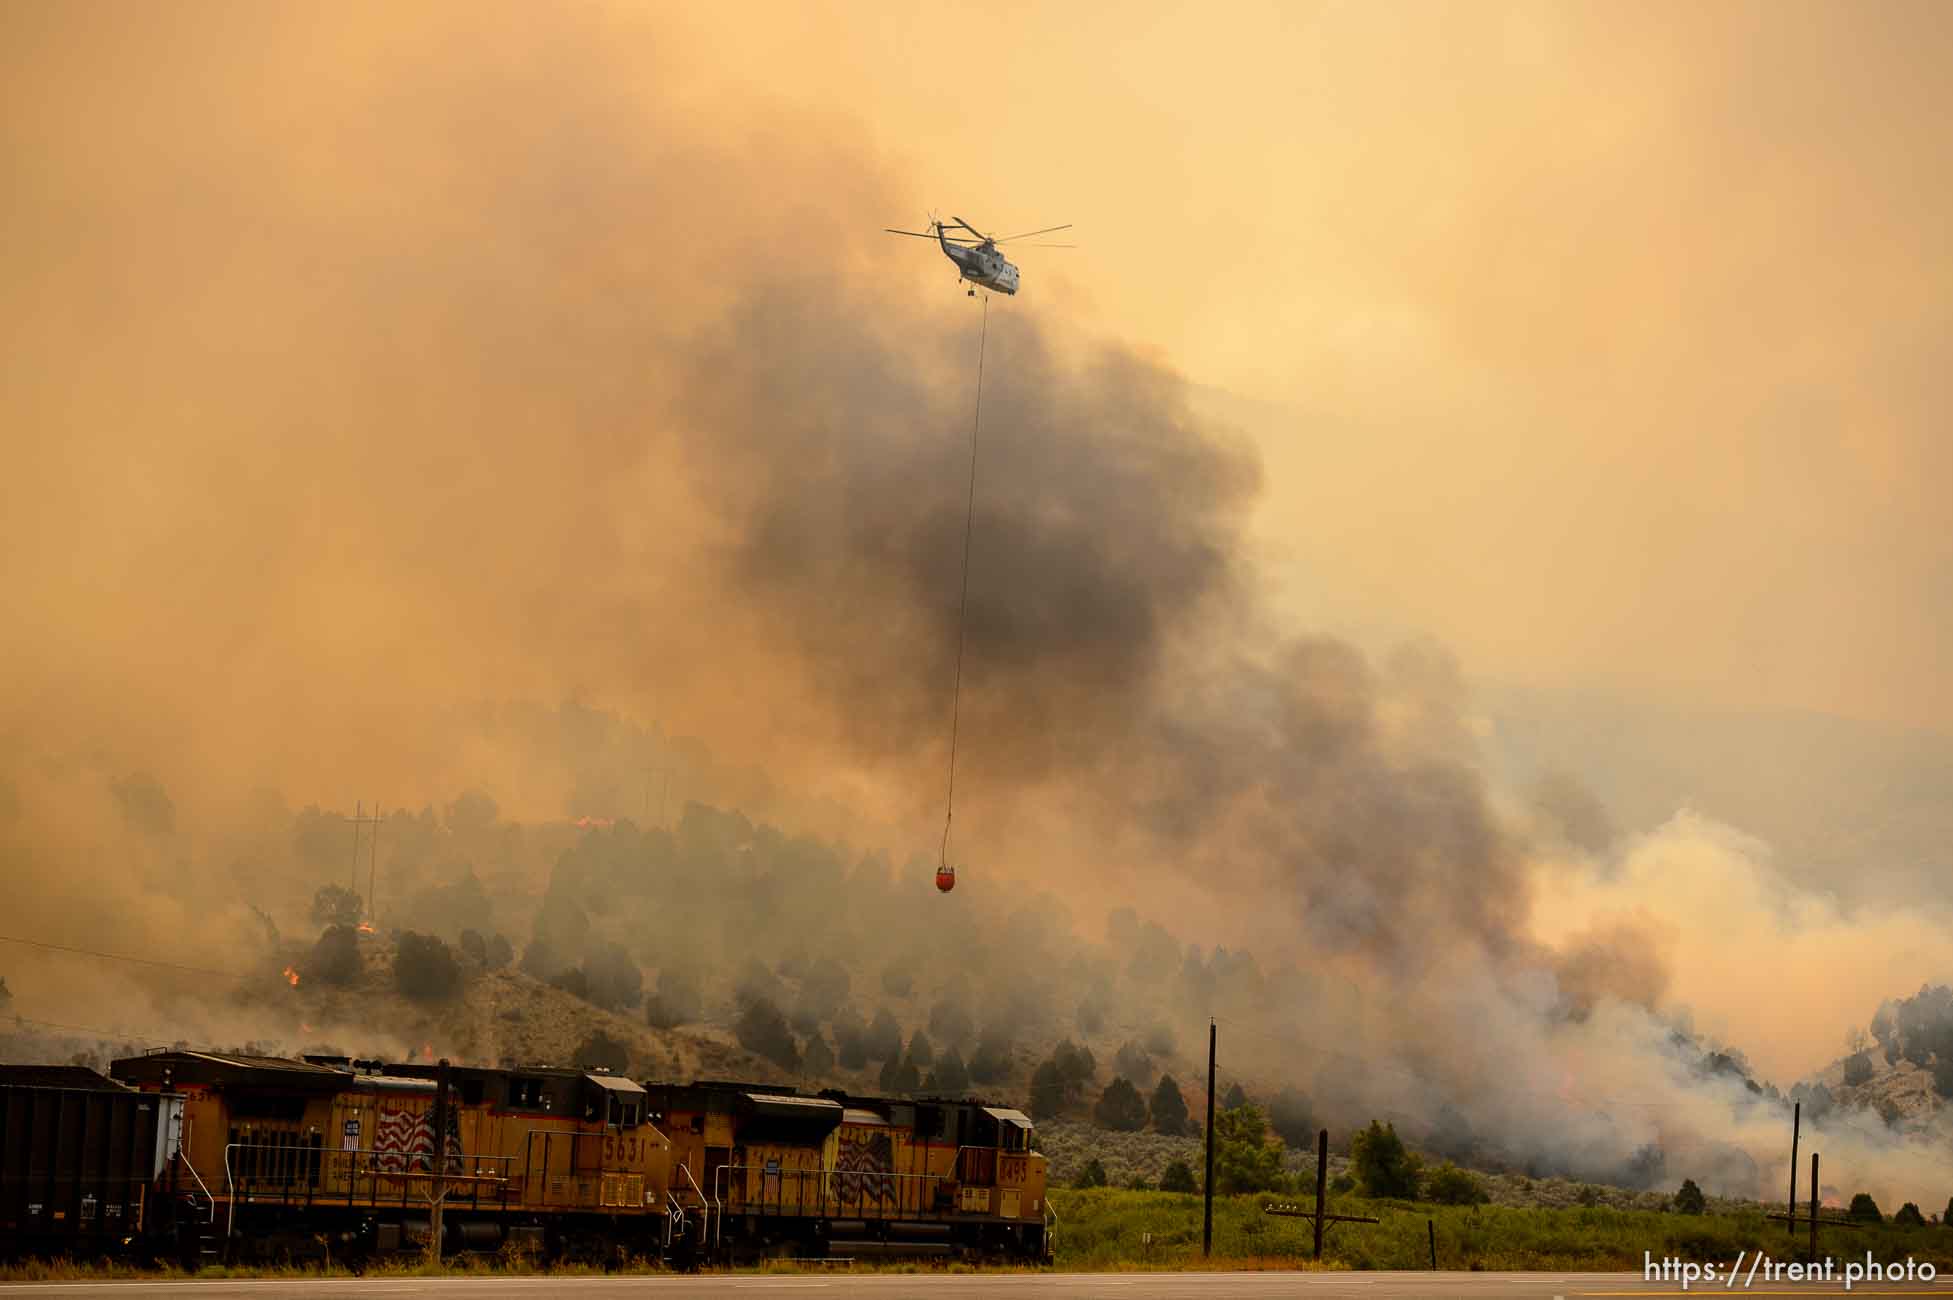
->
[613,1099,640,1128]
[509,1077,546,1109]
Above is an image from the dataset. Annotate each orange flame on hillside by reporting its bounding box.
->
[421,1042,434,1061]
[282,965,301,987]
[357,922,375,935]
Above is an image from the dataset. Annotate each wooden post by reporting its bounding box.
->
[1787,1101,1800,1237]
[1809,1151,1818,1262]
[1203,1020,1215,1257]
[1314,1129,1329,1260]
[1427,1218,1437,1270]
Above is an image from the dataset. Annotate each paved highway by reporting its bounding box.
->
[3,1274,1948,1298]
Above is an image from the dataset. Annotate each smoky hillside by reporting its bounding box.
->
[10,738,1953,1211]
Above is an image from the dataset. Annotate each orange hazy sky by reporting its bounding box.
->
[673,0,1953,732]
[4,0,1950,804]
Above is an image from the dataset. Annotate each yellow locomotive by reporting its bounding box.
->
[649,1081,1051,1262]
[101,1052,1052,1266]
[109,1051,674,1265]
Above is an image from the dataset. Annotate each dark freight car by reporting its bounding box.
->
[0,1066,183,1259]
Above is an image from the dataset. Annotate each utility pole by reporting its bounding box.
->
[345,802,383,917]
[1766,1148,1861,1258]
[349,800,363,897]
[1264,1129,1379,1260]
[1787,1101,1800,1237]
[366,805,382,928]
[1203,1019,1215,1257]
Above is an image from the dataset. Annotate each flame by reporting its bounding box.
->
[300,1021,315,1033]
[421,1042,434,1061]
[282,965,301,987]
[356,922,375,935]
[573,816,614,828]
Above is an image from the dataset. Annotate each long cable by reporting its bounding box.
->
[941,293,990,872]
[0,932,256,982]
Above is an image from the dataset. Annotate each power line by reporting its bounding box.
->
[0,933,257,982]
[4,1015,188,1048]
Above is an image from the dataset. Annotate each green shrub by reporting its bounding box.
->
[1073,1158,1108,1189]
[1425,1162,1486,1205]
[1213,1104,1284,1194]
[1160,1160,1198,1194]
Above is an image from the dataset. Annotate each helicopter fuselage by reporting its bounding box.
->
[941,234,1019,295]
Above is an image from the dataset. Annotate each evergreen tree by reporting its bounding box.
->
[932,1046,969,1096]
[865,1008,904,1062]
[969,1025,1013,1083]
[1223,1082,1248,1110]
[1029,1059,1068,1120]
[1052,1039,1096,1101]
[929,997,974,1046]
[878,1053,921,1095]
[802,1032,835,1080]
[1674,1179,1707,1215]
[1092,1077,1148,1131]
[1113,1040,1156,1086]
[1072,1157,1108,1189]
[1849,1193,1883,1222]
[735,997,800,1071]
[1894,1202,1926,1227]
[1150,1075,1192,1136]
[1350,1120,1421,1199]
[907,1029,935,1068]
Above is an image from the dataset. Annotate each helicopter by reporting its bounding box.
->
[884,215,1073,296]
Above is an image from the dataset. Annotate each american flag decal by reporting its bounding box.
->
[372,1105,465,1173]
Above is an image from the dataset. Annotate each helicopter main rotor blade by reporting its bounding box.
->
[885,227,982,243]
[995,224,1072,243]
[951,216,988,240]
